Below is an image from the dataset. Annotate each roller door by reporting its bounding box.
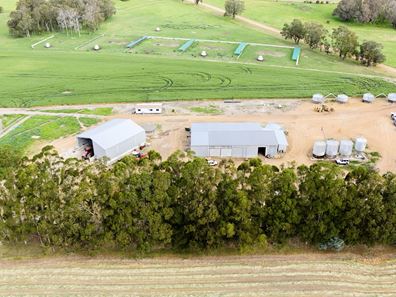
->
[209,148,221,157]
[221,148,232,157]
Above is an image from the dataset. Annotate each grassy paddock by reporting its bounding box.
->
[0,115,98,151]
[207,0,396,67]
[43,107,113,115]
[0,0,395,108]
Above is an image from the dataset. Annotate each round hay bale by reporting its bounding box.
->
[93,44,101,51]
[200,50,207,57]
[44,42,51,48]
[257,55,264,62]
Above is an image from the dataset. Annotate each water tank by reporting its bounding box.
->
[388,93,396,103]
[355,137,367,153]
[200,51,207,57]
[257,55,264,62]
[93,44,100,51]
[339,139,353,157]
[326,140,339,158]
[44,42,51,48]
[313,141,326,157]
[312,93,324,104]
[362,93,374,103]
[337,94,349,103]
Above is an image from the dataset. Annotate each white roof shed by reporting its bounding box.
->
[77,119,146,163]
[191,122,288,158]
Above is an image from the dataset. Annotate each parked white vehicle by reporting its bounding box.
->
[335,159,350,165]
[207,159,218,166]
[391,112,396,120]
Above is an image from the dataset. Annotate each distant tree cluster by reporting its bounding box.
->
[333,0,396,28]
[7,0,115,37]
[1,146,396,253]
[281,19,385,66]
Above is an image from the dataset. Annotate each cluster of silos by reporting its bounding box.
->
[312,137,367,158]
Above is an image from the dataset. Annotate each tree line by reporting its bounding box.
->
[334,0,396,28]
[0,146,396,252]
[281,19,385,66]
[7,0,115,37]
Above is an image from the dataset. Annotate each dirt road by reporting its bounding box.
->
[0,253,395,296]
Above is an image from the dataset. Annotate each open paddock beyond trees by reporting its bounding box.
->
[1,0,396,107]
[206,0,396,67]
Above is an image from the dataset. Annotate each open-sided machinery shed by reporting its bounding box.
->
[190,122,288,158]
[77,119,146,163]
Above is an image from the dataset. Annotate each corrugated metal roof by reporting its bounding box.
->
[77,119,144,150]
[191,122,287,147]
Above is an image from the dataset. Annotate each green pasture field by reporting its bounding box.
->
[207,0,396,67]
[0,116,99,151]
[0,114,25,128]
[0,0,395,108]
[43,107,113,116]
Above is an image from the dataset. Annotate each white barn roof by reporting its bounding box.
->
[77,119,144,150]
[191,122,287,147]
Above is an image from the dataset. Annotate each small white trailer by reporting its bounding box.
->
[135,103,163,114]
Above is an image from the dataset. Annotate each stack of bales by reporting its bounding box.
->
[312,93,325,104]
[336,94,349,103]
[362,93,375,103]
[388,93,396,103]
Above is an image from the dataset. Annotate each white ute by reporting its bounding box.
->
[335,159,350,165]
[207,160,218,166]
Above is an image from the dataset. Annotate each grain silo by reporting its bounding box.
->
[326,140,339,158]
[336,94,349,103]
[339,139,353,157]
[312,93,325,104]
[312,141,326,158]
[362,93,375,103]
[388,93,396,103]
[355,137,367,153]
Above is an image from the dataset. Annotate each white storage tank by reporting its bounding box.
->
[355,137,367,153]
[388,93,396,103]
[362,93,375,103]
[337,94,349,103]
[326,140,339,158]
[313,141,326,157]
[339,139,353,157]
[312,93,324,104]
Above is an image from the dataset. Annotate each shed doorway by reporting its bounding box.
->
[258,147,267,157]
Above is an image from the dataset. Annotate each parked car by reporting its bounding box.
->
[207,159,218,166]
[391,112,396,120]
[335,159,350,165]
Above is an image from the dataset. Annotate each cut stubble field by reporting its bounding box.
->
[0,252,395,296]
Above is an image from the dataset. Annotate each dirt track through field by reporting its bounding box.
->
[0,254,396,296]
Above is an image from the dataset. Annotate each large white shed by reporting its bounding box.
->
[190,122,288,158]
[77,119,146,163]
